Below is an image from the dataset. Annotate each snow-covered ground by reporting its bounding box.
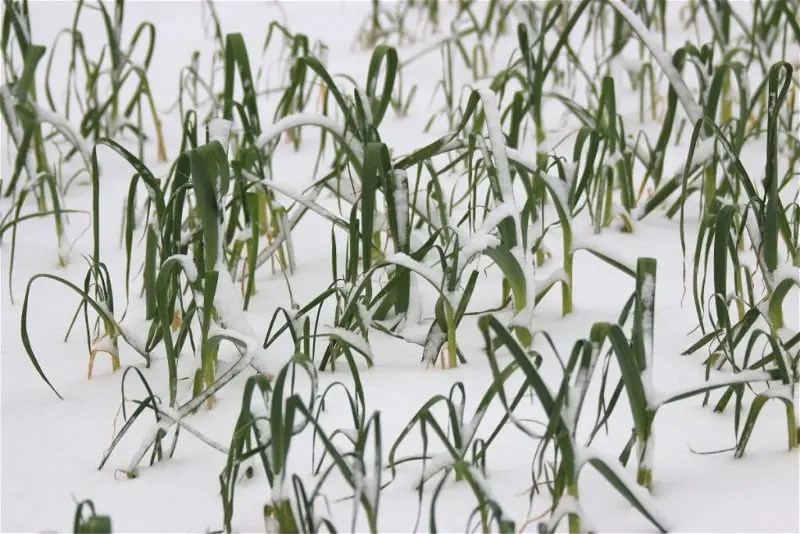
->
[1,1,798,533]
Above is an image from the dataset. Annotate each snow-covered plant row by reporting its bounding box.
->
[1,0,798,532]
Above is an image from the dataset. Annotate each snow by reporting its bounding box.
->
[417,452,453,486]
[323,327,374,362]
[770,262,800,287]
[1,2,798,534]
[405,271,424,327]
[640,272,656,399]
[571,235,638,273]
[233,225,253,243]
[691,137,717,166]
[476,89,518,221]
[245,169,346,229]
[207,118,233,150]
[170,254,198,283]
[458,202,514,263]
[213,258,256,338]
[90,336,118,357]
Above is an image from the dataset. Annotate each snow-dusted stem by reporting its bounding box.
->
[475,89,537,339]
[445,303,458,369]
[475,89,522,246]
[635,259,657,490]
[562,225,573,316]
[567,482,581,534]
[636,412,655,489]
[741,207,773,295]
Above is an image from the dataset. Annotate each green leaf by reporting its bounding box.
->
[600,323,650,441]
[223,33,260,135]
[483,245,526,312]
[584,455,668,532]
[189,141,229,273]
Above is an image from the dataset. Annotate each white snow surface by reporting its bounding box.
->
[1,2,797,534]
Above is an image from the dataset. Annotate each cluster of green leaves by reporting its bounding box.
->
[682,61,800,456]
[1,0,166,273]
